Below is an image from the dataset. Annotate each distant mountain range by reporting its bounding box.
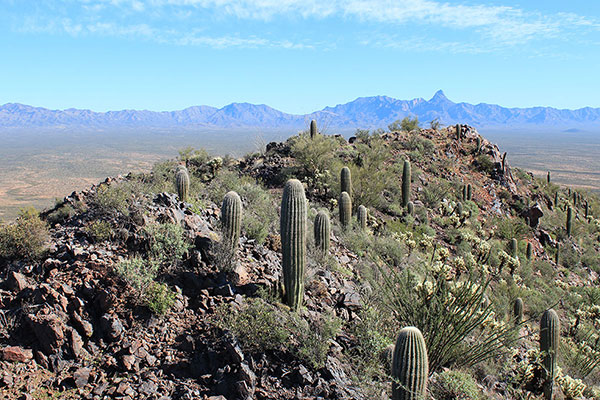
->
[2,90,599,131]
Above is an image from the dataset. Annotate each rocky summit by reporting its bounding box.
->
[0,122,599,399]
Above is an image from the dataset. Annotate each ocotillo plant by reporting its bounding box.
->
[357,205,367,230]
[526,242,533,261]
[540,309,560,400]
[280,179,307,311]
[175,169,190,202]
[314,211,330,254]
[513,298,524,325]
[402,160,411,207]
[566,206,573,237]
[221,191,242,250]
[340,167,352,199]
[310,119,317,139]
[391,326,428,400]
[339,191,352,229]
[510,238,518,258]
[407,201,414,216]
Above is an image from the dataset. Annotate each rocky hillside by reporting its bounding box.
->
[0,122,599,399]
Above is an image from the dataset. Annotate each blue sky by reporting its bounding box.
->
[1,0,599,114]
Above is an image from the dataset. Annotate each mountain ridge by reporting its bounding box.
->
[2,90,599,130]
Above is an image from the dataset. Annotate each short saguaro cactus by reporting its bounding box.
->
[391,326,428,400]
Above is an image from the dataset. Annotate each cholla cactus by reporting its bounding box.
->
[540,308,560,400]
[175,169,190,202]
[339,191,352,229]
[314,211,330,253]
[280,179,307,311]
[357,205,368,230]
[391,326,428,400]
[221,191,242,250]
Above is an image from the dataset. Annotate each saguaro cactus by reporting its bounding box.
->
[555,244,560,265]
[462,185,467,201]
[391,326,428,400]
[554,192,559,208]
[341,167,352,199]
[402,160,411,207]
[476,136,481,153]
[455,123,461,140]
[221,191,242,249]
[357,205,368,230]
[566,206,573,237]
[513,298,524,325]
[175,169,190,202]
[526,242,533,261]
[510,238,518,258]
[547,171,551,184]
[467,184,472,201]
[407,201,414,216]
[310,119,317,139]
[280,179,307,311]
[540,309,560,400]
[339,191,352,229]
[455,202,463,217]
[314,211,330,254]
[585,202,589,218]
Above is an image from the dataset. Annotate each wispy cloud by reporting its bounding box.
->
[8,0,600,51]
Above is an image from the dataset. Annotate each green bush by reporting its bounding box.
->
[145,282,176,315]
[92,182,135,216]
[431,370,484,400]
[115,257,158,293]
[85,220,113,242]
[475,154,495,175]
[215,298,340,369]
[143,223,190,269]
[0,207,49,260]
[46,203,76,225]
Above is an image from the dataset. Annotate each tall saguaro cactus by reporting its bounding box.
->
[526,242,533,261]
[175,169,190,202]
[466,184,472,201]
[221,191,242,250]
[310,119,317,139]
[314,211,330,254]
[402,160,411,207]
[455,123,461,141]
[566,206,573,237]
[391,326,428,400]
[510,238,518,258]
[340,167,352,199]
[540,309,560,400]
[357,205,368,230]
[280,179,307,311]
[339,191,352,229]
[547,171,551,184]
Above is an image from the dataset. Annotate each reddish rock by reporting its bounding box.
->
[27,313,66,354]
[7,271,29,292]
[1,346,33,362]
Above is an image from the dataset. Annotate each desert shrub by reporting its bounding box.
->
[475,154,495,175]
[374,264,521,372]
[290,132,342,183]
[215,297,340,369]
[115,257,159,293]
[92,182,137,216]
[491,216,529,241]
[389,116,420,132]
[85,220,113,242]
[145,282,176,315]
[404,135,435,156]
[46,203,76,225]
[0,207,49,260]
[142,223,190,269]
[430,370,484,400]
[421,179,452,209]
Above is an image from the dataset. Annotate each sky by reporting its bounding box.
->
[1,0,600,114]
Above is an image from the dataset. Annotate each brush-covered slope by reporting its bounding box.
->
[0,124,599,399]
